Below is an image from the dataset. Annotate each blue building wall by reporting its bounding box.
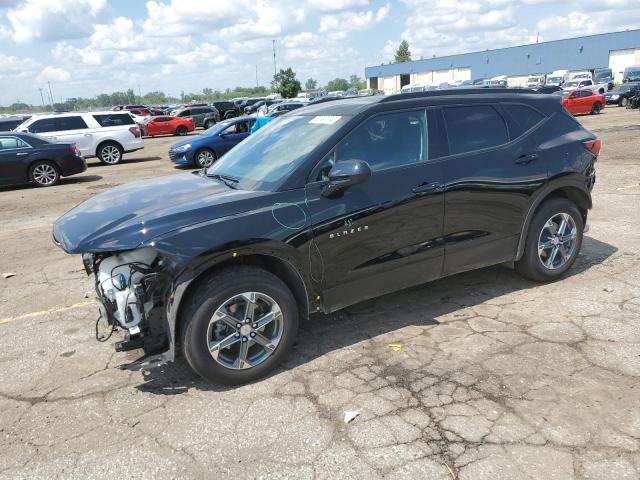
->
[365,29,640,80]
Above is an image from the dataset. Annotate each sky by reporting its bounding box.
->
[1,0,639,105]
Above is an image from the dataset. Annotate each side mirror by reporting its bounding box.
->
[321,159,371,198]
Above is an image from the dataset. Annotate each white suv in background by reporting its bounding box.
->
[16,112,144,165]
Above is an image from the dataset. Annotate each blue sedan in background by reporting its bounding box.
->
[169,116,256,168]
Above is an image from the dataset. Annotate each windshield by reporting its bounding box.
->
[547,77,561,83]
[202,120,234,136]
[206,114,349,191]
[564,81,579,87]
[595,72,610,81]
[626,70,640,78]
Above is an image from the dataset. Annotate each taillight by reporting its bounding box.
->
[583,139,601,156]
[129,126,141,138]
[70,143,80,156]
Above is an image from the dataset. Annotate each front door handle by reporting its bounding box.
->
[412,182,443,195]
[516,153,539,165]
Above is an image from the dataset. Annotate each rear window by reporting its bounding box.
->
[443,105,509,155]
[93,114,135,127]
[503,104,545,134]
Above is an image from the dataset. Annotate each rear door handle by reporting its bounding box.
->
[412,182,443,195]
[516,153,539,165]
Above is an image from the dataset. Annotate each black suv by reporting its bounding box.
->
[53,90,599,384]
[173,106,220,129]
[211,101,241,119]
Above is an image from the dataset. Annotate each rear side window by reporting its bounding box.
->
[57,116,88,131]
[443,105,508,155]
[0,137,27,149]
[502,104,545,134]
[93,114,135,127]
[178,110,190,116]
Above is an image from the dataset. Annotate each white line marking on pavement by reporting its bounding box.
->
[0,300,94,325]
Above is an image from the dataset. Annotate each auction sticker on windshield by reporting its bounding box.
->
[309,116,342,125]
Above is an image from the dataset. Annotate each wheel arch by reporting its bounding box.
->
[515,181,591,260]
[172,252,311,353]
[96,138,124,154]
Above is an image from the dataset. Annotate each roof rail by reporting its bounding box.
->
[380,87,537,102]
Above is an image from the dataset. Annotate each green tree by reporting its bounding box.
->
[305,78,318,90]
[273,67,301,98]
[326,78,350,92]
[394,40,412,63]
[349,75,366,90]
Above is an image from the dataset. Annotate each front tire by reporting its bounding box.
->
[29,161,60,187]
[97,141,123,165]
[194,148,216,168]
[181,267,299,385]
[515,197,584,282]
[203,120,214,130]
[620,97,628,107]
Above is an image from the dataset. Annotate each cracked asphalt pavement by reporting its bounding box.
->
[1,108,639,479]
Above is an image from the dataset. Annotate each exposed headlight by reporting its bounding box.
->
[174,143,191,152]
[609,94,619,100]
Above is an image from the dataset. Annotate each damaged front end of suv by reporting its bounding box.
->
[81,247,174,356]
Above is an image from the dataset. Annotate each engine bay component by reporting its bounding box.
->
[95,247,157,330]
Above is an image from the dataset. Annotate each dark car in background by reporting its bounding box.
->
[53,89,600,385]
[173,106,220,129]
[604,82,640,107]
[535,85,562,95]
[239,97,265,112]
[211,101,241,119]
[0,132,86,187]
[0,115,29,132]
[169,116,256,168]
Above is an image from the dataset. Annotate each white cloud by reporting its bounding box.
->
[319,3,390,33]
[7,0,107,42]
[37,65,71,82]
[305,0,369,12]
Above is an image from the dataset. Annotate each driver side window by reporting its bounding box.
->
[312,109,427,182]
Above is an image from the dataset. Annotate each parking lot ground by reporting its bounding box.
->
[1,109,640,479]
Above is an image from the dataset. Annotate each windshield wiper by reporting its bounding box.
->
[205,172,240,189]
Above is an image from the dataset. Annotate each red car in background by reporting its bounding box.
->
[143,115,195,137]
[562,89,605,115]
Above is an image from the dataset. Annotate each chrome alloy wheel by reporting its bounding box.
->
[206,292,284,370]
[538,213,578,270]
[101,145,121,164]
[32,164,57,185]
[197,150,214,167]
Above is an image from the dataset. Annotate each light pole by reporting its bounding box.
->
[255,64,259,88]
[272,39,276,76]
[38,87,45,108]
[47,81,54,109]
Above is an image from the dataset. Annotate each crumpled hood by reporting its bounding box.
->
[53,171,269,253]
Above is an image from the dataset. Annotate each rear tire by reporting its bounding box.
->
[176,125,188,136]
[97,141,123,165]
[590,102,601,115]
[181,267,299,385]
[515,197,584,282]
[194,148,216,168]
[203,120,214,130]
[29,161,60,187]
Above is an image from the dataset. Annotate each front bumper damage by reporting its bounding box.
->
[84,247,175,359]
